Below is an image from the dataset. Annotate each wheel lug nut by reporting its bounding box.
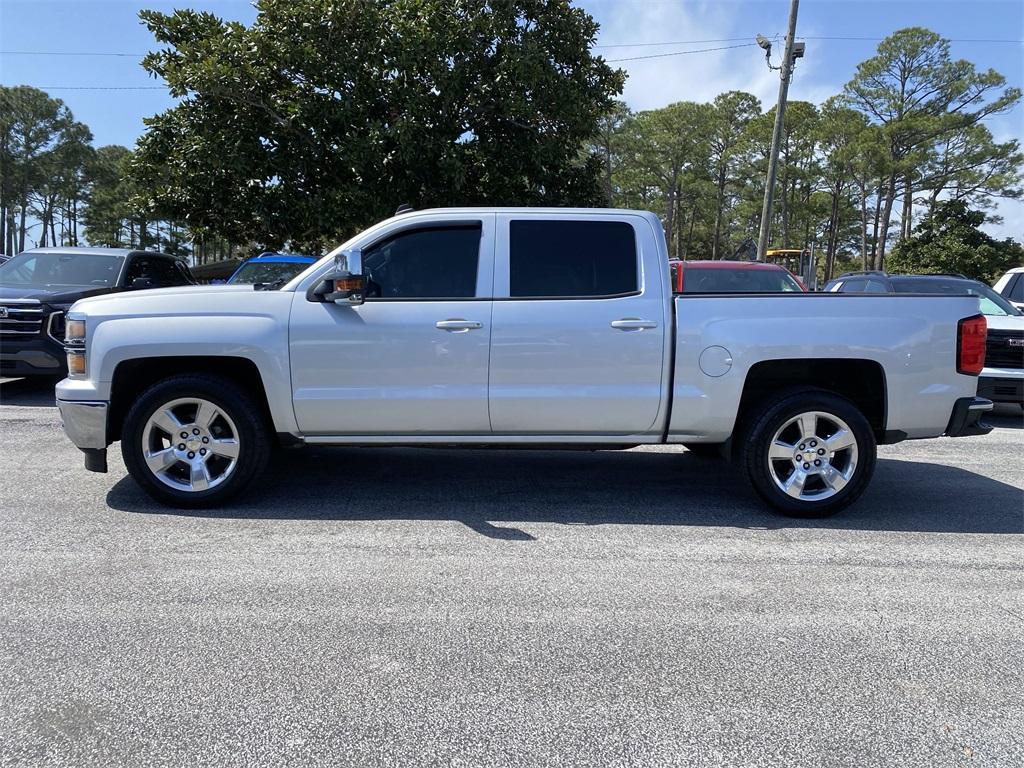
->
[814,459,821,466]
[192,428,200,435]
[180,432,188,439]
[799,443,806,450]
[187,451,195,459]
[803,462,810,470]
[809,440,817,447]
[202,436,209,444]
[178,443,186,450]
[199,448,206,456]
[817,448,825,455]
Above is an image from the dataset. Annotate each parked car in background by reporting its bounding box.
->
[0,247,195,377]
[56,208,992,517]
[824,271,1024,405]
[227,252,317,285]
[668,259,806,294]
[993,267,1024,311]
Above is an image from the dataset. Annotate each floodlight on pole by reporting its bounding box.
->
[756,0,802,261]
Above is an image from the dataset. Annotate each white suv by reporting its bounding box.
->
[994,267,1024,311]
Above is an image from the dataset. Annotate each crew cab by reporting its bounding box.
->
[55,208,993,517]
[0,247,194,377]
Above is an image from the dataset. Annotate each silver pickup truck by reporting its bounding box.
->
[55,208,993,516]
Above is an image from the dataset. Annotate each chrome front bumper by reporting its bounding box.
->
[57,399,108,449]
[57,399,110,472]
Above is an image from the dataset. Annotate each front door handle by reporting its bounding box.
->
[610,318,658,331]
[436,319,483,332]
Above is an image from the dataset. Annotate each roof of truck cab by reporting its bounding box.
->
[21,246,176,258]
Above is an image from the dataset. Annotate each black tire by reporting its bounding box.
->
[121,374,271,508]
[683,443,725,458]
[740,389,876,518]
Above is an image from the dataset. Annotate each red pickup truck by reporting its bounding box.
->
[669,259,807,294]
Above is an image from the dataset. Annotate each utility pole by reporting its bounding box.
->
[756,0,803,260]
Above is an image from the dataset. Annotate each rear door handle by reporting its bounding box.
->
[436,319,483,332]
[610,318,658,331]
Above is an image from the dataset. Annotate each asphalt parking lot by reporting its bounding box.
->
[0,376,1021,768]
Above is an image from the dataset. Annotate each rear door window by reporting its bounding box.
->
[509,220,637,298]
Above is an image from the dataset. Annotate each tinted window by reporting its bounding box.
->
[126,256,189,287]
[864,278,889,292]
[891,278,1020,316]
[229,261,311,285]
[510,220,637,298]
[362,225,480,299]
[1009,275,1024,302]
[839,278,866,292]
[0,252,123,287]
[682,267,803,293]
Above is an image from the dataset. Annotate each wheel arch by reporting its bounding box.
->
[735,358,888,447]
[108,356,278,444]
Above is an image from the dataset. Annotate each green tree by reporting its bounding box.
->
[888,199,1024,283]
[0,86,76,254]
[619,102,711,256]
[842,27,1020,265]
[133,0,624,251]
[815,99,870,280]
[706,91,761,259]
[917,123,1023,212]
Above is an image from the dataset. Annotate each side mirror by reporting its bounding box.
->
[307,247,365,305]
[129,277,157,289]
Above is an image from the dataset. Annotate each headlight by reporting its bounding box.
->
[65,318,87,377]
[65,318,86,343]
[66,349,87,377]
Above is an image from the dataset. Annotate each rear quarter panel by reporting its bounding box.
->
[669,294,983,442]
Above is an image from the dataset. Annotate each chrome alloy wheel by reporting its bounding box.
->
[766,410,859,502]
[141,397,240,492]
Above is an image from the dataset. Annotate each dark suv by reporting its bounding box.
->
[0,247,195,377]
[824,271,1024,404]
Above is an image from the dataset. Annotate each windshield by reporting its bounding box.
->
[228,261,311,285]
[891,278,1022,316]
[0,251,124,287]
[682,267,803,293]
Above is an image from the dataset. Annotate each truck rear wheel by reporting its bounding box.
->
[121,374,271,508]
[741,390,876,517]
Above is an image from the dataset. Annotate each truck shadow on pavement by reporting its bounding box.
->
[0,377,59,407]
[107,445,1024,537]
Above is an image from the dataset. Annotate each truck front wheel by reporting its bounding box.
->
[121,374,271,508]
[741,390,876,517]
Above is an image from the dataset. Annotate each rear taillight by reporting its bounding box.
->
[957,314,987,375]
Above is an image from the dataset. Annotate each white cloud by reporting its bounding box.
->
[586,1,1022,243]
[590,0,835,111]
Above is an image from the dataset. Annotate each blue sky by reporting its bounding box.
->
[1,0,1022,237]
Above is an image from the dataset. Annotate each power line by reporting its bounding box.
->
[605,43,760,63]
[1,36,1020,60]
[801,36,1023,43]
[595,36,761,49]
[32,86,165,91]
[0,50,147,57]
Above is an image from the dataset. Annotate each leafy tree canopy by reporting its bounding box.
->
[888,199,1024,283]
[133,0,624,251]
